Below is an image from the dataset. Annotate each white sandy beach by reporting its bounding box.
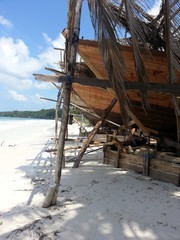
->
[0,119,180,240]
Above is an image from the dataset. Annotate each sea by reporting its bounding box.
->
[0,117,54,132]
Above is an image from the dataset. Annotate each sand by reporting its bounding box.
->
[0,120,180,240]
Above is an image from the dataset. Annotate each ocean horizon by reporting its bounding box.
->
[0,117,55,132]
[0,116,54,121]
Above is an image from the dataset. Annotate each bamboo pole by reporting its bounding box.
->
[73,98,117,168]
[42,0,83,208]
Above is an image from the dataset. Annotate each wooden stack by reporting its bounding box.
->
[103,137,180,186]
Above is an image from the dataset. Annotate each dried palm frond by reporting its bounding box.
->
[87,0,154,118]
[88,0,131,125]
[111,2,165,50]
[124,0,151,111]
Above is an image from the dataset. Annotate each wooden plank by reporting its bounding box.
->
[150,159,180,175]
[149,168,179,185]
[34,73,180,95]
[121,153,143,165]
[78,40,180,84]
[106,150,118,160]
[119,162,143,173]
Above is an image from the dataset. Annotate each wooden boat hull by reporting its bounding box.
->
[71,40,180,139]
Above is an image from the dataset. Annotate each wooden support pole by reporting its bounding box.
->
[143,151,151,176]
[143,157,150,176]
[42,0,83,208]
[55,84,64,149]
[115,148,121,168]
[42,84,71,208]
[73,98,117,168]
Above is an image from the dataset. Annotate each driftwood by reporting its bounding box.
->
[73,98,117,168]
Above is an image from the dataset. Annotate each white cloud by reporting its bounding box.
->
[148,0,162,16]
[38,33,65,67]
[0,37,43,90]
[33,81,52,90]
[42,33,52,45]
[0,37,42,78]
[0,33,64,92]
[35,93,42,98]
[8,90,27,102]
[0,37,42,90]
[0,15,12,28]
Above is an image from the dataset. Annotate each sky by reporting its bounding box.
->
[0,0,161,112]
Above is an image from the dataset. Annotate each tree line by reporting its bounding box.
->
[0,109,62,120]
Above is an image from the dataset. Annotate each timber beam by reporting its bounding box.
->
[34,74,180,95]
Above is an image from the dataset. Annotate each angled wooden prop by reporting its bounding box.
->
[73,98,117,168]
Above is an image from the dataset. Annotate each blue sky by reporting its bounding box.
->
[0,0,161,111]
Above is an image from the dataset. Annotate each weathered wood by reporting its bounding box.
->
[42,0,83,208]
[143,157,150,176]
[78,39,180,85]
[178,174,180,187]
[52,82,62,90]
[40,97,57,103]
[149,168,179,185]
[104,147,180,185]
[55,84,64,148]
[116,148,121,168]
[42,83,71,208]
[174,99,180,155]
[45,67,66,75]
[120,162,143,173]
[74,39,180,140]
[33,74,110,87]
[73,98,117,168]
[70,102,121,127]
[34,73,180,95]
